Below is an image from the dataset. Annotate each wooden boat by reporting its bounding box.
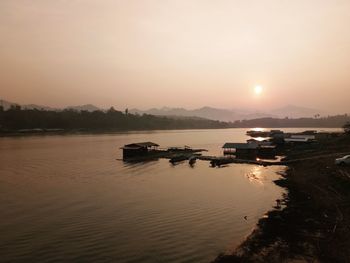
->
[210,158,233,167]
[169,155,189,164]
[189,156,197,165]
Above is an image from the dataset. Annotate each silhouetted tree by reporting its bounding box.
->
[10,104,21,111]
[108,107,116,113]
[343,122,350,135]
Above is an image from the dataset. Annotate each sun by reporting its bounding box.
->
[254,85,263,95]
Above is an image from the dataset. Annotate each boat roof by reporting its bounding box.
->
[121,142,159,149]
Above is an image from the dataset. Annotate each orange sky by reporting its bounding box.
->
[0,0,349,113]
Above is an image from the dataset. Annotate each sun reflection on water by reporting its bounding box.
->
[246,165,264,185]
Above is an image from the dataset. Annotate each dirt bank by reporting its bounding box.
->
[213,135,350,263]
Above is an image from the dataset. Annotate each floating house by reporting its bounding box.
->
[223,143,258,156]
[223,142,276,159]
[290,134,316,140]
[258,145,277,157]
[284,137,314,143]
[121,142,159,159]
[247,138,272,146]
[246,130,270,137]
[269,130,285,144]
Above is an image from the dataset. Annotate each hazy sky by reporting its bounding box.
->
[1,0,350,113]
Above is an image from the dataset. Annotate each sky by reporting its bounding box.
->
[0,0,350,113]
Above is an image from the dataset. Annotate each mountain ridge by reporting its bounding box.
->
[1,98,326,121]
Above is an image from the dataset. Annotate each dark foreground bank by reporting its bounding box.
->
[213,135,350,263]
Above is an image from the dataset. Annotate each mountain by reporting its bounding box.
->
[130,105,325,122]
[0,99,19,110]
[271,105,323,118]
[66,104,102,112]
[22,104,58,111]
[0,99,57,111]
[0,99,103,112]
[130,107,275,122]
[1,98,325,121]
[130,107,228,121]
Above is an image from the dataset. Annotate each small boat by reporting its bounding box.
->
[169,155,188,164]
[210,158,233,167]
[189,156,197,165]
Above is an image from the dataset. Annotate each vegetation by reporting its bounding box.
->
[0,106,229,132]
[343,122,350,134]
[214,135,350,263]
[1,105,349,134]
[232,114,350,128]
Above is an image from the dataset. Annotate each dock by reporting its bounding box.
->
[120,141,207,163]
[119,130,342,167]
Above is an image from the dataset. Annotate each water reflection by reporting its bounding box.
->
[0,129,290,263]
[246,165,264,185]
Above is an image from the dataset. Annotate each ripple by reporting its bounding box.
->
[0,131,287,263]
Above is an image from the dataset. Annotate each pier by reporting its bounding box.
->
[119,130,343,167]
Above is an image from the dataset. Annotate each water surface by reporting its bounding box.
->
[0,128,328,262]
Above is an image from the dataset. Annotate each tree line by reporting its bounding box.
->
[0,105,230,132]
[0,105,349,133]
[231,115,350,128]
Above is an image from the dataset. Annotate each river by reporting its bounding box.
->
[0,128,338,262]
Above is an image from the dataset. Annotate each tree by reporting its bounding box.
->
[343,122,350,135]
[108,106,116,113]
[9,104,21,111]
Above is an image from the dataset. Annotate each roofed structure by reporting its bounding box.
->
[222,143,258,149]
[121,142,159,159]
[222,142,258,156]
[121,142,159,149]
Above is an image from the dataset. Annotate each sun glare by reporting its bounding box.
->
[254,85,263,95]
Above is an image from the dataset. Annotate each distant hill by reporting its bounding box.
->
[271,105,323,119]
[0,107,230,132]
[0,99,57,111]
[0,99,102,112]
[0,99,348,131]
[66,104,102,112]
[232,115,350,128]
[1,98,327,121]
[0,99,19,110]
[130,105,324,122]
[130,106,276,122]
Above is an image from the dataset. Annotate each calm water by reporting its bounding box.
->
[0,128,339,262]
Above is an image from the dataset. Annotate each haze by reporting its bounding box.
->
[1,0,350,113]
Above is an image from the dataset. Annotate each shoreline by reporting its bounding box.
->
[0,127,233,137]
[213,134,350,262]
[0,127,342,138]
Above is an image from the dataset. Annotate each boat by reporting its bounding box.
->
[169,155,189,164]
[210,158,233,167]
[189,156,197,165]
[246,130,270,137]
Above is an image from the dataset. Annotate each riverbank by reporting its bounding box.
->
[213,134,350,262]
